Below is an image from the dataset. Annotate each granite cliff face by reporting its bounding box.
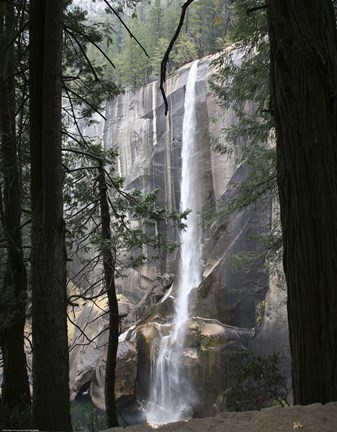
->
[102,55,239,302]
[69,53,289,416]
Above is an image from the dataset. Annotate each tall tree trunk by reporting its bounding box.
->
[98,161,119,427]
[267,0,337,404]
[0,0,31,424]
[29,0,72,429]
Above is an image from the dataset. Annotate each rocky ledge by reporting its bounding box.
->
[105,402,337,432]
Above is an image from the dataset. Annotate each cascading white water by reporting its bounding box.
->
[152,81,158,146]
[147,60,202,427]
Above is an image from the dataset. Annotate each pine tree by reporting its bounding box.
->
[0,0,31,426]
[29,0,72,429]
[267,0,337,404]
[188,0,229,57]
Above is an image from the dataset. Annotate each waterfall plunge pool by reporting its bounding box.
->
[71,394,146,430]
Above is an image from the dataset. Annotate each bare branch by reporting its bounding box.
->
[64,27,100,82]
[62,86,90,144]
[103,0,150,58]
[65,24,116,70]
[247,5,267,14]
[160,0,195,115]
[62,146,103,162]
[63,84,107,120]
[68,314,107,351]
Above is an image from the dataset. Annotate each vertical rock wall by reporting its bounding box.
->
[103,55,241,302]
[68,53,290,415]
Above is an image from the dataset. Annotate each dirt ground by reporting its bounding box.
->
[106,402,337,432]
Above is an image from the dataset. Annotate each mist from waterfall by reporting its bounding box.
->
[147,60,202,427]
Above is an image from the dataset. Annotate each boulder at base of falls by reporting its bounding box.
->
[68,274,176,410]
[135,322,173,403]
[90,340,138,411]
[135,317,254,417]
[69,300,109,401]
[69,297,138,410]
[131,273,175,324]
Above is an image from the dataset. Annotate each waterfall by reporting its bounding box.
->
[152,81,158,146]
[147,60,202,427]
[173,60,202,338]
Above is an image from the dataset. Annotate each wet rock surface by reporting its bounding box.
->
[133,316,254,416]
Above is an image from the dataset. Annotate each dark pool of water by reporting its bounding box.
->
[71,394,105,431]
[71,394,146,430]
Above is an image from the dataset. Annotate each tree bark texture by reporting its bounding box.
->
[267,0,337,404]
[0,0,31,421]
[29,0,72,429]
[98,162,119,427]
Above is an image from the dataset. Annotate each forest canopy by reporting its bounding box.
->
[79,0,231,86]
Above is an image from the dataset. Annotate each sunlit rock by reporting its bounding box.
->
[69,301,109,401]
[69,297,137,408]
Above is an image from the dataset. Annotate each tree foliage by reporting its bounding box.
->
[208,0,281,269]
[225,351,288,411]
[86,0,231,87]
[64,144,185,276]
